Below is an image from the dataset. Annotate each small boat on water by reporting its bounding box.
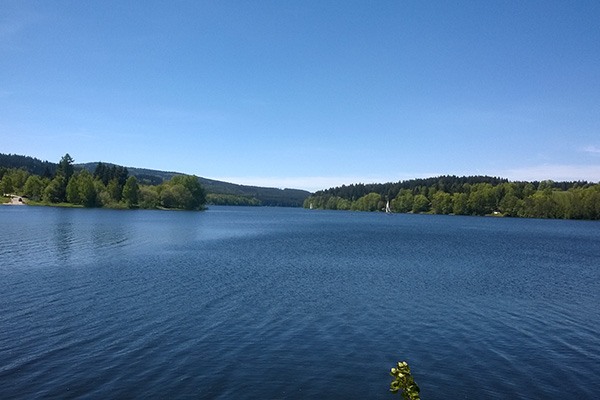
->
[385,200,392,215]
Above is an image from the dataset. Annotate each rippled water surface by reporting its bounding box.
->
[1,206,599,399]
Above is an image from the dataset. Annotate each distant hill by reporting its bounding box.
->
[0,153,57,177]
[0,154,310,207]
[76,162,310,207]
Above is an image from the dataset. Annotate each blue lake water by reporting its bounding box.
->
[0,205,599,399]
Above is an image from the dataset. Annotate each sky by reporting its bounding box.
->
[1,1,599,192]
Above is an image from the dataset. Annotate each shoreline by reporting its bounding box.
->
[2,195,26,205]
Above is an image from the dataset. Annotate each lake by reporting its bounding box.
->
[1,206,599,399]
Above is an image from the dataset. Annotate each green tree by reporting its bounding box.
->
[66,173,81,204]
[412,194,430,213]
[554,191,575,219]
[115,166,129,187]
[43,176,67,203]
[452,192,469,215]
[106,178,122,202]
[0,168,31,194]
[530,190,559,218]
[139,186,160,209]
[161,184,192,209]
[581,185,600,220]
[538,180,554,191]
[499,194,521,217]
[352,192,381,211]
[42,165,53,179]
[63,170,97,206]
[522,183,536,197]
[518,196,536,218]
[0,174,13,194]
[170,175,206,210]
[326,196,339,210]
[391,190,413,213]
[467,183,495,215]
[94,162,110,185]
[46,153,75,202]
[78,170,97,207]
[337,198,352,210]
[24,175,45,201]
[206,193,261,206]
[431,191,453,214]
[56,153,75,181]
[122,176,140,208]
[9,169,29,192]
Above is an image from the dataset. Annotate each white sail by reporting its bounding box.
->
[385,200,392,214]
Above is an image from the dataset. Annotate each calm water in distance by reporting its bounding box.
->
[1,206,599,399]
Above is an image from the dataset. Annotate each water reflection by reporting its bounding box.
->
[50,209,132,266]
[90,216,128,259]
[52,211,76,263]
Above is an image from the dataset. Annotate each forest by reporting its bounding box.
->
[0,153,309,208]
[0,154,206,210]
[304,176,600,220]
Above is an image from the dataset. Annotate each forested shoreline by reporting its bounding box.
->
[1,154,206,210]
[304,176,600,220]
[0,153,309,207]
[3,153,599,218]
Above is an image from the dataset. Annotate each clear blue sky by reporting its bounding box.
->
[2,1,599,191]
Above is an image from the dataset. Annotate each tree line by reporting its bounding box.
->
[1,153,311,208]
[0,153,56,177]
[205,193,261,206]
[303,176,600,220]
[1,153,206,210]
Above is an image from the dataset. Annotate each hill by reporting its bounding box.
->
[0,153,56,177]
[78,163,310,207]
[305,175,599,220]
[0,154,310,207]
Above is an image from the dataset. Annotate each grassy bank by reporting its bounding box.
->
[26,201,84,208]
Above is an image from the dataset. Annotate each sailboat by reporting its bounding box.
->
[385,200,392,215]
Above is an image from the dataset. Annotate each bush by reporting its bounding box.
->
[390,361,420,399]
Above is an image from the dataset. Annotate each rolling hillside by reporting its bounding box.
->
[0,154,311,207]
